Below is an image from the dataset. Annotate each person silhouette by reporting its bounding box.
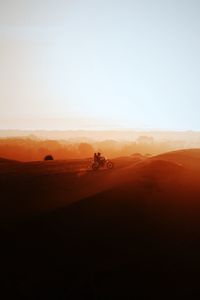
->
[97,152,101,163]
[94,152,98,162]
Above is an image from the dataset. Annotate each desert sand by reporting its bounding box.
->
[1,149,200,299]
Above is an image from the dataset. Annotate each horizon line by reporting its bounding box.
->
[0,128,199,133]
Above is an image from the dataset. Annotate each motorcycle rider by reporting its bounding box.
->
[93,152,102,165]
[94,152,98,162]
[91,152,113,170]
[97,152,101,163]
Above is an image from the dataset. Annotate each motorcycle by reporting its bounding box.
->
[89,156,114,171]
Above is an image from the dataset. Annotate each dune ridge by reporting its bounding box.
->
[1,149,200,298]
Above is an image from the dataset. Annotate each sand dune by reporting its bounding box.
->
[1,149,200,298]
[153,148,200,169]
[0,157,21,164]
[0,155,144,222]
[0,149,199,222]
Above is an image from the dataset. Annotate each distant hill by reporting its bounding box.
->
[1,129,200,142]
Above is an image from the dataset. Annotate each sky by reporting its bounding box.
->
[0,0,200,130]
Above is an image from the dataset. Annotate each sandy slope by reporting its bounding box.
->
[1,150,200,299]
[0,157,21,164]
[153,148,200,169]
[1,150,199,222]
[0,156,145,222]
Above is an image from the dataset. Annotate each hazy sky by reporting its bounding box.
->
[0,0,200,130]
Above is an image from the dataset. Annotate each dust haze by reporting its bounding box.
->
[0,129,199,161]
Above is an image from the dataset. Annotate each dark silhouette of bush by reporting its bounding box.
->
[44,154,54,161]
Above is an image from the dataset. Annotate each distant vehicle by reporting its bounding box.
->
[89,156,114,171]
[44,154,54,161]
